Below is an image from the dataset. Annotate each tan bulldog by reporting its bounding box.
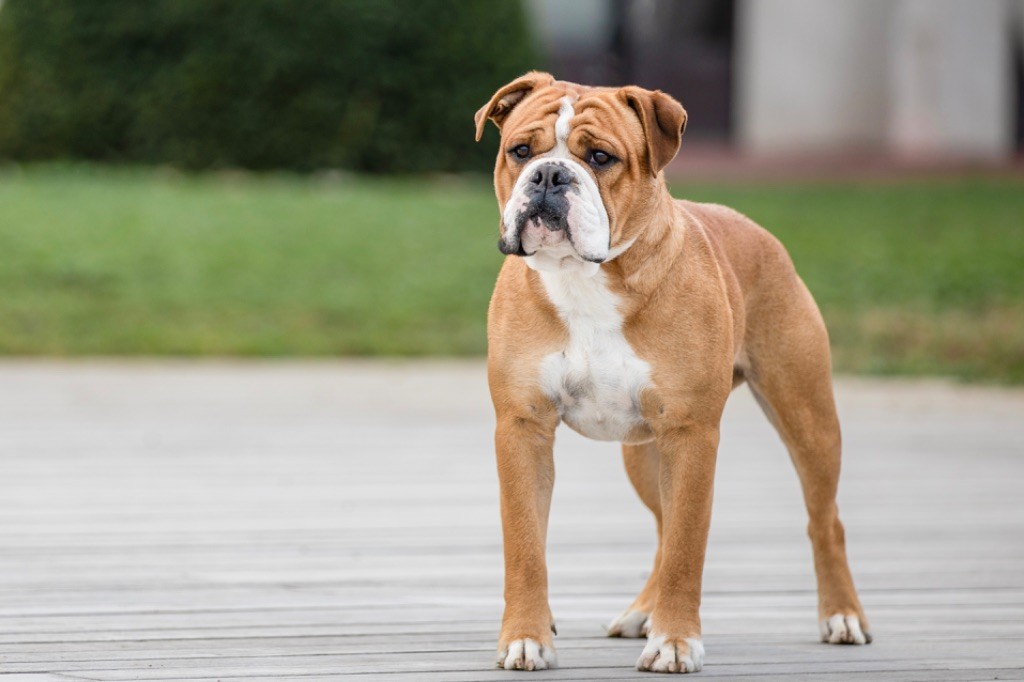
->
[475,72,871,674]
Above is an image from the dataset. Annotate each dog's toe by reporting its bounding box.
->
[820,613,870,645]
[607,608,650,638]
[496,638,557,670]
[636,634,703,673]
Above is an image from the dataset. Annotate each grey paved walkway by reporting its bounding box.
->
[0,361,1022,680]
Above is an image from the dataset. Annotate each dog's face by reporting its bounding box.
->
[475,72,686,275]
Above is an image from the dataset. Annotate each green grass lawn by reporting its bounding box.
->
[1,165,1022,382]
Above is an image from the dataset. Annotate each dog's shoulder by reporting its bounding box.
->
[676,200,777,249]
[676,199,798,284]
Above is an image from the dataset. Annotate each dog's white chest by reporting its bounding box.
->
[537,269,651,442]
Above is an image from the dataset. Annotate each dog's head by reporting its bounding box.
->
[475,72,686,275]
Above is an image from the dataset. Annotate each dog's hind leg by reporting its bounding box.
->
[607,441,662,638]
[744,281,871,645]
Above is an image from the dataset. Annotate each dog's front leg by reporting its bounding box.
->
[494,413,558,670]
[637,421,720,674]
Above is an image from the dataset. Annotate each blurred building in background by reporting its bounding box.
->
[527,0,1024,161]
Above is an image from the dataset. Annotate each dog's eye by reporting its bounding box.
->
[587,149,615,167]
[509,144,531,160]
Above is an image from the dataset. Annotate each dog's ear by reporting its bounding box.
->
[621,86,687,176]
[474,71,555,142]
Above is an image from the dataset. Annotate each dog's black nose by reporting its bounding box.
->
[529,164,571,191]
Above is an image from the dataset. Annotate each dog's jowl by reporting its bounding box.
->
[476,72,870,674]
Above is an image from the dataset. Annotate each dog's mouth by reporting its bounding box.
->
[521,203,569,234]
[500,204,570,256]
[499,215,607,273]
[521,212,569,249]
[519,200,609,261]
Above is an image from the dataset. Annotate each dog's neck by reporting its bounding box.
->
[603,180,686,301]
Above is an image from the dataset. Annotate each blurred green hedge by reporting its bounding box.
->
[0,0,537,172]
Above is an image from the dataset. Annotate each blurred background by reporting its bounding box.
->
[0,0,1021,382]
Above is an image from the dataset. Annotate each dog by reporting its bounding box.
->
[475,72,871,674]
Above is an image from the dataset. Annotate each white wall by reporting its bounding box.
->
[736,0,893,153]
[736,0,1017,159]
[525,0,613,51]
[889,0,1013,158]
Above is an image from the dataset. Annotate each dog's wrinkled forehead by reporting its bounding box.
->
[475,72,688,180]
[507,85,566,118]
[499,84,643,158]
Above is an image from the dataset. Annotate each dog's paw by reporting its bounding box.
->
[496,638,557,670]
[607,608,650,638]
[636,633,704,673]
[820,613,871,645]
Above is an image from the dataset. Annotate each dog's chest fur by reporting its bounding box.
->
[538,269,651,442]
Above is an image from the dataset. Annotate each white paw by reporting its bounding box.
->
[496,638,557,670]
[607,608,650,638]
[636,633,704,673]
[820,613,871,645]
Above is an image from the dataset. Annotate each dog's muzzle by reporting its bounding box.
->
[522,162,573,230]
[499,162,572,256]
[499,159,610,264]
